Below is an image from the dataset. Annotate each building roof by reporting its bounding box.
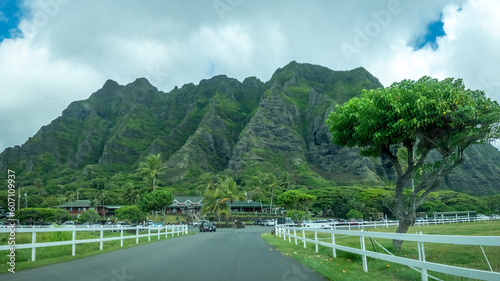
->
[227,200,269,208]
[55,200,91,208]
[174,196,203,203]
[171,196,203,207]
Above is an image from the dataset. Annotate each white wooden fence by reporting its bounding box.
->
[0,225,188,261]
[301,218,498,231]
[275,225,500,281]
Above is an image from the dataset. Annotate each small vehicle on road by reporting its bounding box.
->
[264,220,275,226]
[62,221,75,227]
[199,221,216,232]
[194,220,208,227]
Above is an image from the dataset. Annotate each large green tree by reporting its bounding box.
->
[326,76,500,250]
[139,189,174,215]
[115,205,145,223]
[277,190,316,227]
[78,209,101,224]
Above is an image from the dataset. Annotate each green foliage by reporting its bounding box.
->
[327,76,500,157]
[115,205,145,223]
[15,208,69,223]
[326,75,500,245]
[277,190,316,225]
[139,189,174,215]
[346,209,363,219]
[418,190,489,215]
[78,209,100,223]
[137,154,167,191]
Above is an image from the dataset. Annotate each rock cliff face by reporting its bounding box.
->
[1,61,499,195]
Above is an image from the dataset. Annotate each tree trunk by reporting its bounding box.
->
[393,216,414,251]
[392,177,416,251]
[269,186,274,214]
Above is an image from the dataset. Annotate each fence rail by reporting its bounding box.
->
[299,217,496,231]
[275,225,500,281]
[0,225,188,261]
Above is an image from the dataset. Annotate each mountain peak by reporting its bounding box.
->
[129,77,158,91]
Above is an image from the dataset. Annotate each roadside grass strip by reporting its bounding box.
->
[262,221,500,281]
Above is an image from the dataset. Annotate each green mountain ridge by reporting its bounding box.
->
[1,61,500,206]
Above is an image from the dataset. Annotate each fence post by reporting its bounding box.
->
[136,227,139,244]
[31,230,36,261]
[314,231,318,253]
[120,229,124,247]
[185,225,188,234]
[165,226,169,238]
[100,229,103,250]
[294,229,297,245]
[302,229,306,249]
[288,228,291,243]
[332,232,336,258]
[360,230,367,272]
[283,227,286,240]
[72,229,76,256]
[148,227,151,241]
[418,231,428,281]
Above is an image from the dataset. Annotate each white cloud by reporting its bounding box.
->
[0,0,499,151]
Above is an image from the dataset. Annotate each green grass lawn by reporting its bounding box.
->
[263,221,500,281]
[0,228,192,273]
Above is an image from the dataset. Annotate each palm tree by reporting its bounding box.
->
[99,190,107,219]
[279,172,295,190]
[34,178,43,195]
[265,174,279,214]
[66,191,76,219]
[248,175,266,213]
[201,189,223,223]
[218,178,246,222]
[137,154,167,191]
[196,172,217,195]
[123,183,136,204]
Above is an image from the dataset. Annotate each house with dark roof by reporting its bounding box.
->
[169,196,203,214]
[227,200,269,213]
[55,200,122,217]
[168,196,269,214]
[54,200,93,216]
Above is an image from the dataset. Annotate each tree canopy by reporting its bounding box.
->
[326,76,500,250]
[277,190,316,226]
[139,189,174,215]
[115,205,145,223]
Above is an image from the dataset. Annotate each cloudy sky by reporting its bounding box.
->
[1,0,499,152]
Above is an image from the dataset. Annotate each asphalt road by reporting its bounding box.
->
[0,226,327,281]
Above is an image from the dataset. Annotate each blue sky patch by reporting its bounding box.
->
[0,0,23,41]
[410,14,446,51]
